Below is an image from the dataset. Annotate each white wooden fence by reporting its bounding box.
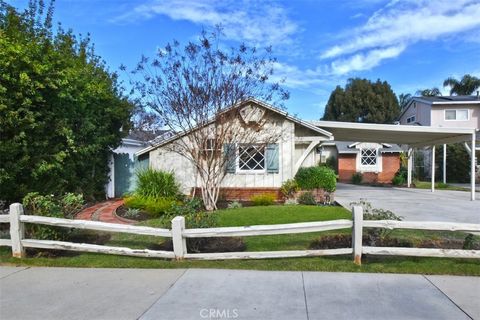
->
[0,203,479,263]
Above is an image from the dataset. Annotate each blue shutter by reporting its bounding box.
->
[224,143,236,173]
[266,144,279,173]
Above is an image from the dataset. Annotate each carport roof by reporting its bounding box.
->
[309,121,477,147]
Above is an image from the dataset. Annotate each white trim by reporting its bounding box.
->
[236,144,266,173]
[355,143,383,173]
[444,109,470,121]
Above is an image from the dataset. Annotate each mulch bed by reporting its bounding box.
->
[151,237,246,253]
[310,233,480,250]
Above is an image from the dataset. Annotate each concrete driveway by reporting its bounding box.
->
[1,267,479,320]
[335,183,480,223]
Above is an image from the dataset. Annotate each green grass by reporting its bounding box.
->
[413,181,469,191]
[1,205,479,275]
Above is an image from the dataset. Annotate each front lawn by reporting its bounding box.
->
[1,205,479,275]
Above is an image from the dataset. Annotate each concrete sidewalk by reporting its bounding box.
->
[1,267,478,320]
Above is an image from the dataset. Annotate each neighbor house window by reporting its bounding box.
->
[238,145,265,172]
[445,109,469,121]
[360,148,377,166]
[406,115,416,123]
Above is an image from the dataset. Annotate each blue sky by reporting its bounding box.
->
[8,0,480,119]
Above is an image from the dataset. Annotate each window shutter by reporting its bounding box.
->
[266,144,279,173]
[224,143,236,173]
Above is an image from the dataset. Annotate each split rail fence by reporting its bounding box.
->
[1,204,479,263]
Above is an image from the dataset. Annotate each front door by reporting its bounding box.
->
[114,153,133,197]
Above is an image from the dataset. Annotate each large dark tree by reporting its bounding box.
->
[322,78,400,123]
[443,74,480,95]
[0,1,132,202]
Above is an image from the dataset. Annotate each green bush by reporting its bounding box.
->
[124,195,177,217]
[297,192,316,205]
[351,172,363,184]
[392,166,407,186]
[280,179,299,199]
[135,168,180,198]
[295,166,336,192]
[227,201,243,209]
[22,192,83,240]
[250,194,275,206]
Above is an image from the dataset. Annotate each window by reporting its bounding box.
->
[238,145,265,171]
[204,139,217,151]
[361,148,377,166]
[406,115,416,123]
[445,109,469,121]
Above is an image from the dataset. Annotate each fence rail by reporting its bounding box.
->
[0,203,479,263]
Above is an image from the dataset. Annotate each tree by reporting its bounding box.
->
[322,78,400,123]
[0,1,132,202]
[398,93,412,110]
[443,74,480,95]
[128,30,288,210]
[415,87,442,96]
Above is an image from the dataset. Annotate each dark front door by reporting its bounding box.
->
[114,153,132,197]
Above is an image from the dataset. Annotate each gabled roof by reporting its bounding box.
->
[136,98,333,156]
[332,141,403,154]
[399,95,480,120]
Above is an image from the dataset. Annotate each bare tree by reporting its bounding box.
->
[128,30,289,210]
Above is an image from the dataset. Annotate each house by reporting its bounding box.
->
[319,141,402,184]
[398,95,480,128]
[398,95,480,181]
[135,99,402,201]
[106,130,172,198]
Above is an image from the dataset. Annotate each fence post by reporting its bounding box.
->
[9,203,25,258]
[172,216,187,259]
[352,206,363,265]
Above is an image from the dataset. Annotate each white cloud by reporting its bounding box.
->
[321,0,480,75]
[112,0,298,45]
[330,44,406,75]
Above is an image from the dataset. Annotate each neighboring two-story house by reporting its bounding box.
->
[398,95,480,181]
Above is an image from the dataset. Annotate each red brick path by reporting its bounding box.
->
[75,199,135,225]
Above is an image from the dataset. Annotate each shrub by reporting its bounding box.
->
[284,198,298,205]
[135,168,180,198]
[124,195,177,217]
[60,193,84,218]
[350,200,403,240]
[295,166,336,192]
[297,192,316,205]
[22,192,84,240]
[250,194,275,206]
[392,166,407,186]
[280,179,299,199]
[124,208,141,219]
[227,201,243,209]
[351,172,362,184]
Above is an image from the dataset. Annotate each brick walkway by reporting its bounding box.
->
[75,199,135,225]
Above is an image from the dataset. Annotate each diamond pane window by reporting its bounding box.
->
[361,148,377,166]
[238,145,265,171]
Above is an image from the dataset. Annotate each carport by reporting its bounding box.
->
[310,121,478,201]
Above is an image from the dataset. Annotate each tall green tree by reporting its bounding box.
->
[416,87,442,96]
[0,1,133,202]
[322,78,400,123]
[443,74,480,95]
[398,93,412,110]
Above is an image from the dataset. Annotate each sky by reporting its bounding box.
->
[7,0,480,119]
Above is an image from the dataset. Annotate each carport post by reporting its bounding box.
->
[431,145,435,193]
[407,148,413,188]
[471,134,476,201]
[443,144,447,184]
